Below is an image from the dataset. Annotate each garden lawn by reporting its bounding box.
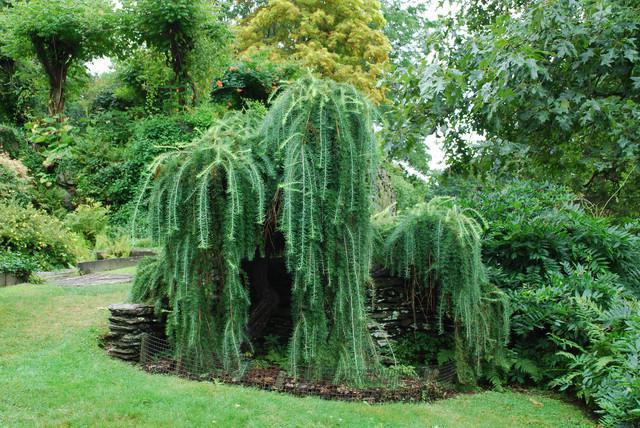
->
[0,281,595,427]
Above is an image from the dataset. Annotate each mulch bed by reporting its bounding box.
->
[140,357,453,403]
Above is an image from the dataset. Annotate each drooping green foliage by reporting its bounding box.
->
[128,76,512,385]
[262,76,380,381]
[379,197,510,382]
[131,110,269,371]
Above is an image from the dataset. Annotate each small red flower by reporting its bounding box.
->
[216,80,223,88]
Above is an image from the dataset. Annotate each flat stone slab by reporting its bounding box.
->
[108,303,154,316]
[52,272,134,287]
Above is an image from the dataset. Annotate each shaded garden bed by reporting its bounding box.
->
[132,333,455,404]
[140,356,453,404]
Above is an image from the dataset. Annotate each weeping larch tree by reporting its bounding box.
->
[131,75,508,384]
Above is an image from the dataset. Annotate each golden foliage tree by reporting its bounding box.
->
[235,0,391,103]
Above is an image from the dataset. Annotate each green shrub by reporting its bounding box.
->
[438,179,640,294]
[0,251,39,277]
[95,230,132,259]
[0,152,33,204]
[95,107,225,218]
[0,125,25,157]
[431,178,640,422]
[511,264,640,426]
[0,202,88,270]
[212,53,299,108]
[64,202,110,246]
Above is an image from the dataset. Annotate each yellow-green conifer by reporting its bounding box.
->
[235,0,390,103]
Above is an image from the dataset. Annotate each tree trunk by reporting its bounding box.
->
[47,65,68,118]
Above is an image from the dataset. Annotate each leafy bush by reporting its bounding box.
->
[430,178,640,422]
[95,230,132,259]
[212,53,298,108]
[0,152,33,203]
[0,124,25,157]
[439,179,640,294]
[25,116,75,158]
[64,202,109,246]
[0,251,39,277]
[392,331,454,368]
[0,202,88,270]
[102,107,224,218]
[511,264,640,426]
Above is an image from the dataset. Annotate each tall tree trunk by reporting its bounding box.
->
[47,64,68,118]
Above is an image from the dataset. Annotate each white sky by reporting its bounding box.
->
[85,0,451,170]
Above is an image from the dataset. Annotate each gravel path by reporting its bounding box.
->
[46,272,134,287]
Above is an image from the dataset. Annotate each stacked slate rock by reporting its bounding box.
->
[368,268,429,344]
[105,303,161,362]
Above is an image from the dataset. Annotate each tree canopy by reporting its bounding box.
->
[235,0,391,103]
[122,0,231,106]
[1,0,116,116]
[418,0,640,215]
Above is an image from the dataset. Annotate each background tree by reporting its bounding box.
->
[379,0,433,175]
[219,0,268,21]
[235,0,391,103]
[418,0,640,216]
[1,0,116,117]
[123,0,230,106]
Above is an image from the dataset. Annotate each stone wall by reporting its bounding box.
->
[104,304,163,361]
[0,273,27,287]
[368,269,431,348]
[105,272,432,363]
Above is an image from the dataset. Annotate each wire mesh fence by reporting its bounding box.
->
[139,334,456,403]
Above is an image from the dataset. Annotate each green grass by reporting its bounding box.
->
[0,282,595,427]
[98,265,138,275]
